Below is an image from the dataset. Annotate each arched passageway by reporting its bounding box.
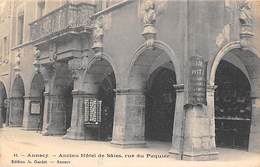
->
[26,73,45,130]
[207,43,260,153]
[40,63,74,136]
[83,58,116,141]
[52,67,73,132]
[145,66,176,141]
[0,81,7,126]
[126,46,179,144]
[9,75,25,127]
[215,60,252,150]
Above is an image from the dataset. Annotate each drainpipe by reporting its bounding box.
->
[6,0,14,126]
[179,105,187,160]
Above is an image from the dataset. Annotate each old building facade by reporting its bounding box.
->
[1,0,260,161]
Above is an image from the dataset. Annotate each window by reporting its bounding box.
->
[96,0,111,11]
[3,37,8,56]
[106,0,110,8]
[96,0,103,11]
[0,41,2,62]
[37,0,45,18]
[17,14,24,45]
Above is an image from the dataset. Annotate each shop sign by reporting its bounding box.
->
[84,98,102,124]
[189,56,206,104]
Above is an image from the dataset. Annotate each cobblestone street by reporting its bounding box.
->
[0,127,260,167]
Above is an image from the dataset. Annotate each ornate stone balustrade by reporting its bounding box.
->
[30,3,96,42]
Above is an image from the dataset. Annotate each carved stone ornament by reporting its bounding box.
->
[33,47,41,73]
[238,0,254,49]
[14,49,21,73]
[207,83,218,97]
[68,58,86,80]
[0,57,8,65]
[34,47,41,60]
[142,0,157,49]
[92,16,104,53]
[216,24,230,48]
[49,42,57,62]
[40,63,56,84]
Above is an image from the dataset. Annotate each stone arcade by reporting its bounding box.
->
[0,0,260,161]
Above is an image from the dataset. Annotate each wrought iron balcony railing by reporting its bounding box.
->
[30,3,96,42]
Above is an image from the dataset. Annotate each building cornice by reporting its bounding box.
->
[91,0,133,19]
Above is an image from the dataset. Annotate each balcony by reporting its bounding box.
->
[30,3,96,42]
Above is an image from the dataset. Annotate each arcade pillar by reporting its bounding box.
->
[111,89,146,147]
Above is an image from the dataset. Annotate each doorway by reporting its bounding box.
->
[215,60,251,149]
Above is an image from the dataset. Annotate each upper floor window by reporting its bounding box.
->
[0,36,9,63]
[37,0,45,18]
[106,0,111,8]
[17,13,24,45]
[0,41,2,62]
[96,0,123,11]
[3,36,8,56]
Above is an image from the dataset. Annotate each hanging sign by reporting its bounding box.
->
[189,56,206,104]
[84,98,102,124]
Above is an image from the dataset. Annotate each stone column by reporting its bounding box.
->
[64,58,87,140]
[175,82,218,161]
[5,99,10,126]
[63,91,89,140]
[169,84,185,156]
[42,93,67,135]
[179,103,217,161]
[22,96,42,131]
[67,82,101,140]
[22,96,30,130]
[111,89,146,147]
[9,97,24,127]
[0,104,3,128]
[206,84,217,154]
[40,64,56,135]
[177,82,218,161]
[249,96,260,152]
[42,92,51,135]
[249,79,260,153]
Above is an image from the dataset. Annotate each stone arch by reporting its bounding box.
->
[207,41,260,152]
[116,40,183,147]
[127,40,182,85]
[11,75,25,97]
[0,81,7,126]
[81,52,119,89]
[207,41,259,86]
[81,53,117,140]
[22,73,45,131]
[30,73,45,97]
[9,75,25,127]
[145,66,177,141]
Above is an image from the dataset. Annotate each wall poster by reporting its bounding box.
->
[30,101,41,115]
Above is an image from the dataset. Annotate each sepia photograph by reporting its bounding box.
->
[0,0,260,166]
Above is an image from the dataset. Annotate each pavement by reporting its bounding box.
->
[0,127,260,167]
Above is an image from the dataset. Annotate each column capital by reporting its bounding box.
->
[207,83,218,96]
[113,88,145,95]
[9,96,22,99]
[71,90,97,98]
[250,95,260,99]
[68,58,86,80]
[40,63,56,84]
[173,84,184,93]
[23,96,41,100]
[43,92,50,96]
